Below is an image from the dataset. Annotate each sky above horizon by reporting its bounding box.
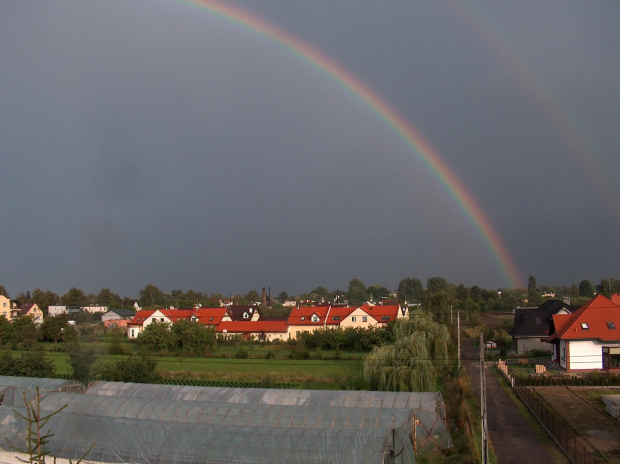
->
[2,0,619,298]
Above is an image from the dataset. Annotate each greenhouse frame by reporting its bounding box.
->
[0,377,452,464]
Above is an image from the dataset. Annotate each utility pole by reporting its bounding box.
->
[457,310,461,371]
[480,333,488,464]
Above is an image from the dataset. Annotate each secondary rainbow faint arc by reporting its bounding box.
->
[177,0,523,288]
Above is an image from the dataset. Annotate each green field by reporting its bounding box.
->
[43,350,366,390]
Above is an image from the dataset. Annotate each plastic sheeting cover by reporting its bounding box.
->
[86,382,445,419]
[0,406,415,464]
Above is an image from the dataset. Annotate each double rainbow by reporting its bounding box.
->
[176,0,523,288]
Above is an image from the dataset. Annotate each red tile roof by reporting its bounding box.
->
[358,304,402,323]
[286,305,331,325]
[217,320,288,334]
[550,295,620,341]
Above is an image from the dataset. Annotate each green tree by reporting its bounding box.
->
[67,342,96,385]
[3,347,55,377]
[39,316,68,344]
[310,287,330,303]
[172,319,216,356]
[367,284,391,303]
[0,285,9,298]
[397,278,424,303]
[96,288,122,307]
[579,280,595,298]
[61,287,88,307]
[245,290,260,305]
[364,312,449,392]
[277,291,289,302]
[12,316,41,345]
[0,315,15,347]
[427,277,448,295]
[138,284,167,308]
[347,278,369,306]
[30,289,58,312]
[93,355,159,383]
[139,320,177,350]
[597,279,611,298]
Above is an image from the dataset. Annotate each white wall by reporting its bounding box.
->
[567,339,604,370]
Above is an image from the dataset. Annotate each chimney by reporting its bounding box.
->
[562,296,571,305]
[262,288,267,307]
[611,293,620,306]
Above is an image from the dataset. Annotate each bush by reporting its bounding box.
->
[234,347,249,359]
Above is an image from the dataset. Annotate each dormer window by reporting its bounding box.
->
[607,322,616,329]
[243,312,249,319]
[311,314,319,322]
[581,322,589,330]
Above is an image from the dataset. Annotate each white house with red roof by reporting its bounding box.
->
[547,294,620,371]
[127,303,408,341]
[217,320,288,341]
[286,304,407,340]
[127,307,229,339]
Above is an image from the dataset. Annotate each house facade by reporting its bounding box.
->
[0,295,10,319]
[509,300,574,353]
[126,303,408,341]
[547,295,620,371]
[10,303,44,323]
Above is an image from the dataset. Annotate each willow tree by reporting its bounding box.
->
[364,311,450,391]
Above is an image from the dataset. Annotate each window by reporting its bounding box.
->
[381,316,390,320]
[603,347,620,369]
[581,322,589,330]
[311,314,319,322]
[209,317,214,322]
[2,302,6,307]
[608,322,616,329]
[363,316,367,322]
[300,316,306,321]
[351,316,356,322]
[332,316,340,321]
[243,312,249,319]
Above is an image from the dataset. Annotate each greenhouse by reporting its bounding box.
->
[0,375,80,392]
[0,405,413,464]
[0,378,452,463]
[85,381,446,417]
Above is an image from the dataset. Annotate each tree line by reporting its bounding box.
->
[2,275,618,315]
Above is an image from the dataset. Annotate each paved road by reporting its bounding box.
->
[462,338,561,464]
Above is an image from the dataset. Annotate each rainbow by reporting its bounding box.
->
[449,1,620,217]
[176,0,523,288]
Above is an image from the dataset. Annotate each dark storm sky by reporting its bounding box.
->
[1,0,619,298]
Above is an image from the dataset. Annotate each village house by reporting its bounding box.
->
[10,303,44,323]
[102,308,136,329]
[0,295,10,320]
[547,294,620,371]
[509,299,575,353]
[126,303,408,341]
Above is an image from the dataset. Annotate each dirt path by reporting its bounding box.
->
[462,338,567,464]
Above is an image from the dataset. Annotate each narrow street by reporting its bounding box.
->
[462,338,564,464]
